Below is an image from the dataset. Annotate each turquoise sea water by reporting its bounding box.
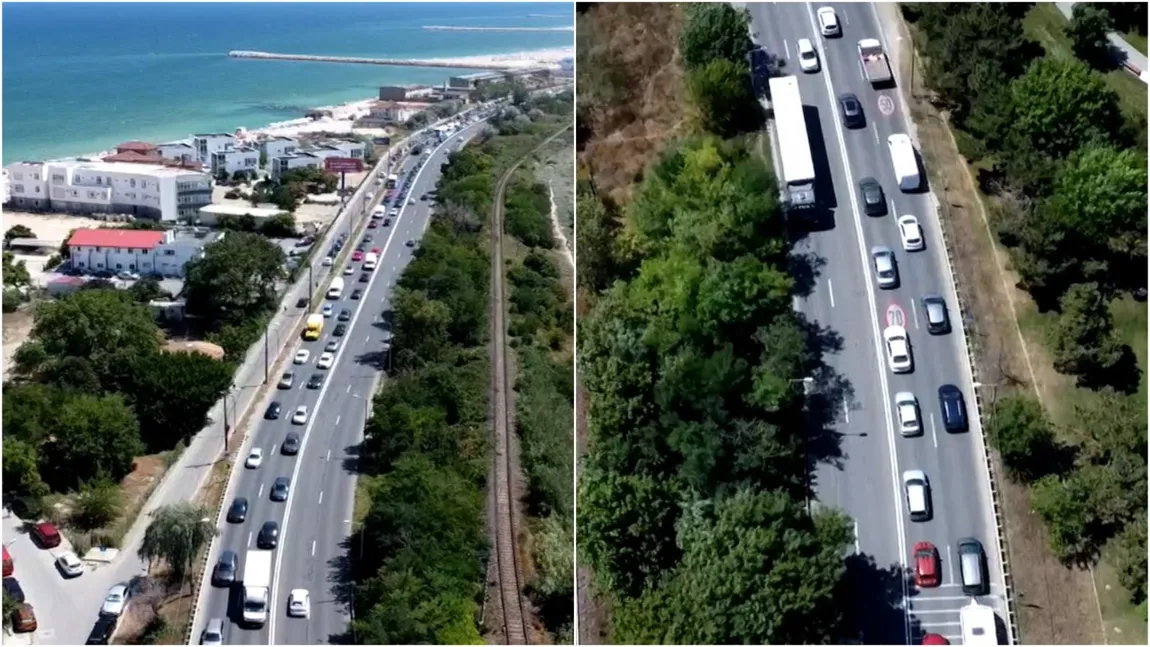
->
[1,2,572,163]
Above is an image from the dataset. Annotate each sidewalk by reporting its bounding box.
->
[1056,2,1149,82]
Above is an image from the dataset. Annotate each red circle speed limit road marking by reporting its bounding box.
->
[886,302,905,328]
[878,95,895,116]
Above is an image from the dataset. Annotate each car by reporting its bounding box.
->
[407,198,415,205]
[338,309,351,322]
[87,616,116,645]
[318,351,335,369]
[293,349,310,364]
[322,303,334,318]
[55,551,83,578]
[257,521,279,549]
[324,340,340,353]
[245,448,264,468]
[922,295,951,335]
[420,193,429,201]
[838,93,864,128]
[201,618,225,646]
[405,240,415,248]
[343,265,354,276]
[370,248,381,255]
[292,405,309,425]
[277,371,294,389]
[264,401,282,420]
[282,432,301,455]
[858,177,886,216]
[270,477,291,502]
[895,391,921,436]
[295,297,308,308]
[226,497,248,523]
[3,577,25,603]
[903,470,932,522]
[921,634,949,645]
[321,256,333,267]
[359,272,370,283]
[390,208,400,217]
[938,384,969,432]
[363,234,374,243]
[209,548,239,586]
[797,38,820,73]
[10,602,37,634]
[288,589,311,618]
[333,323,348,337]
[871,245,899,289]
[898,215,925,251]
[31,522,62,548]
[307,373,324,389]
[352,250,364,262]
[383,218,392,227]
[913,541,941,588]
[367,220,379,229]
[351,289,363,300]
[883,325,913,374]
[957,537,988,595]
[817,6,841,36]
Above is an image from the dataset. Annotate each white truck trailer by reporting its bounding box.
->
[858,38,893,86]
[887,134,921,192]
[767,75,817,211]
[241,551,273,626]
[959,600,999,645]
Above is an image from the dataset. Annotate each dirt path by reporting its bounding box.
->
[547,180,574,269]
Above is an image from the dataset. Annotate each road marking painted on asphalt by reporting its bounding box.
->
[827,278,836,308]
[910,609,963,615]
[784,39,790,60]
[877,94,895,116]
[916,621,961,627]
[885,302,906,328]
[930,413,938,449]
[258,483,264,499]
[911,298,920,329]
[842,400,850,424]
[318,491,323,505]
[945,544,955,585]
[247,532,253,548]
[334,414,340,426]
[915,595,980,602]
[872,121,881,147]
[889,198,897,215]
[346,384,351,393]
[853,519,860,554]
[325,449,331,461]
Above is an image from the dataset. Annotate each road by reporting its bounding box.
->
[191,116,492,645]
[748,3,1008,644]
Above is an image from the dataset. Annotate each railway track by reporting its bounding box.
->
[487,124,571,645]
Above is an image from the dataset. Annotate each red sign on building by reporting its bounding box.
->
[324,157,364,174]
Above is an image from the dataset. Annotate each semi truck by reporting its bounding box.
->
[326,276,345,300]
[767,75,817,211]
[887,134,921,192]
[241,551,273,626]
[959,600,998,645]
[303,314,323,341]
[858,38,893,86]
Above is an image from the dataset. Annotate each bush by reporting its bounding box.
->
[987,396,1067,482]
[44,254,63,270]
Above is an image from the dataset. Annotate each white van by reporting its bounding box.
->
[326,277,345,300]
[888,134,920,192]
[363,252,378,271]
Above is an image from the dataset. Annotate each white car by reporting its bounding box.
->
[898,215,925,251]
[321,303,334,318]
[797,38,820,73]
[817,6,840,37]
[293,349,310,365]
[318,351,335,369]
[343,265,354,275]
[55,551,83,578]
[288,589,311,618]
[245,448,264,469]
[292,405,309,425]
[894,391,921,436]
[321,256,333,267]
[903,469,932,521]
[883,325,913,374]
[101,584,129,616]
[324,340,340,353]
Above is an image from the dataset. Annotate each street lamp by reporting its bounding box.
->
[791,376,816,517]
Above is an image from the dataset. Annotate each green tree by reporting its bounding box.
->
[987,396,1064,482]
[1070,3,1116,67]
[2,438,48,500]
[2,252,31,288]
[575,176,626,291]
[72,478,122,530]
[680,3,752,70]
[41,393,143,489]
[1031,471,1105,566]
[259,212,298,238]
[2,382,61,443]
[138,502,218,581]
[4,224,34,246]
[128,276,169,303]
[1009,58,1124,160]
[123,350,233,451]
[2,592,16,631]
[686,58,761,138]
[1052,282,1125,380]
[1114,509,1147,604]
[183,232,285,327]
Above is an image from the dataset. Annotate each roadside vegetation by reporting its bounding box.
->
[901,2,1147,638]
[345,92,571,644]
[577,4,854,643]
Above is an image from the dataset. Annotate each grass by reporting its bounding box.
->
[1121,30,1147,57]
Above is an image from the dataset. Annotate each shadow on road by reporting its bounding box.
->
[839,552,910,645]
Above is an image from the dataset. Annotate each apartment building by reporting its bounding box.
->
[210,146,260,177]
[257,136,299,164]
[268,152,324,180]
[66,227,223,277]
[191,133,236,164]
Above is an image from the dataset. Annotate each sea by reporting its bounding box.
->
[1,1,572,164]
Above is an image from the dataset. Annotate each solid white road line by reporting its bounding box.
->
[828,278,836,308]
[911,298,920,329]
[946,544,954,585]
[318,491,323,505]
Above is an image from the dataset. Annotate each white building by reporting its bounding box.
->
[158,141,196,163]
[269,152,323,180]
[192,133,236,164]
[6,160,212,222]
[258,136,299,164]
[197,203,290,226]
[210,146,260,177]
[66,227,224,277]
[365,101,432,124]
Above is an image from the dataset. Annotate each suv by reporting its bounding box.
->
[957,537,988,595]
[87,616,116,645]
[858,177,886,216]
[938,384,968,432]
[838,93,864,128]
[922,295,951,335]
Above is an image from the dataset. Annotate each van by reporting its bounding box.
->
[957,537,988,596]
[888,134,921,192]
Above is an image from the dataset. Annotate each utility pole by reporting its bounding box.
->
[223,387,231,452]
[264,324,271,384]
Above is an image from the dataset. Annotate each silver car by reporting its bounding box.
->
[201,618,224,645]
[871,245,899,289]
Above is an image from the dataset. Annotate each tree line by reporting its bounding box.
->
[902,2,1147,607]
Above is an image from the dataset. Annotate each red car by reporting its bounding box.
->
[921,634,948,645]
[913,541,940,588]
[31,522,61,548]
[352,250,364,262]
[367,220,378,229]
[370,248,381,255]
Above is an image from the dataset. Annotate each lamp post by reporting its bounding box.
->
[223,384,234,452]
[791,376,816,518]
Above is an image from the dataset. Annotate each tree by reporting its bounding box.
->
[680,3,752,70]
[183,232,285,327]
[987,396,1065,482]
[2,438,48,500]
[128,276,169,303]
[259,212,297,238]
[1114,510,1147,604]
[1070,4,1116,67]
[4,224,34,246]
[1009,58,1124,160]
[686,58,761,138]
[138,502,217,582]
[124,350,233,451]
[575,177,625,291]
[2,252,30,288]
[40,393,143,489]
[1052,282,1125,380]
[72,478,122,531]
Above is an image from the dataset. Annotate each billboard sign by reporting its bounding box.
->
[324,157,364,174]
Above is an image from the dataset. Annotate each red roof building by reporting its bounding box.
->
[68,228,167,250]
[115,141,159,154]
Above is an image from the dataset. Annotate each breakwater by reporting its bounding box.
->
[228,50,524,70]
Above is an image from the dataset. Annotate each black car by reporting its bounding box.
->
[355,245,365,253]
[307,373,324,389]
[858,177,887,217]
[264,401,282,420]
[282,432,301,455]
[938,384,969,433]
[351,289,363,300]
[333,323,348,337]
[363,234,374,243]
[295,297,308,308]
[922,295,952,335]
[838,93,864,128]
[359,272,370,283]
[338,309,351,322]
[420,193,428,201]
[87,616,117,645]
[270,477,291,502]
[3,577,25,603]
[383,218,391,227]
[257,521,279,548]
[211,550,238,586]
[226,497,248,523]
[405,240,415,248]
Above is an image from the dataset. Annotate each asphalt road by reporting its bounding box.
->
[192,116,492,645]
[749,3,1007,644]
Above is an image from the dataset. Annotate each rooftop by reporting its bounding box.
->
[58,159,205,177]
[199,204,289,218]
[116,141,158,152]
[193,132,235,139]
[68,228,168,249]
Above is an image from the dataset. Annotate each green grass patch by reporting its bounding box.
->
[1121,30,1147,57]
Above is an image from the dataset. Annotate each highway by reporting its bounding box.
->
[748,3,1008,644]
[192,115,492,645]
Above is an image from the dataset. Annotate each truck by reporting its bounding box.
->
[959,600,998,645]
[303,314,323,341]
[241,551,273,626]
[887,134,921,192]
[363,252,378,271]
[326,276,345,300]
[767,75,817,211]
[858,38,893,86]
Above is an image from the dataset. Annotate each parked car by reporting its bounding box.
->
[100,584,129,616]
